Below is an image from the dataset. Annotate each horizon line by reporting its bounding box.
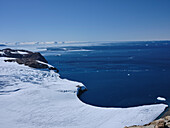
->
[1,39,170,44]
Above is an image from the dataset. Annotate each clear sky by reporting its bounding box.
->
[0,0,170,42]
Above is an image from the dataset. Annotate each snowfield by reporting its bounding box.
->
[0,57,168,128]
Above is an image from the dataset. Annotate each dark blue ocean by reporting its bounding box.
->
[42,41,170,107]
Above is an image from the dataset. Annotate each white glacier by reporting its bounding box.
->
[0,57,168,128]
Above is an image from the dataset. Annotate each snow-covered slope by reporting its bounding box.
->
[0,57,167,128]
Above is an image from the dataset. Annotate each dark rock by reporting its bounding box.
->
[77,85,88,97]
[1,48,59,72]
[1,48,31,58]
[23,52,48,63]
[48,67,59,73]
[15,58,49,69]
[4,59,16,62]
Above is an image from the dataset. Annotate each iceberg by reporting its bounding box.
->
[157,97,166,101]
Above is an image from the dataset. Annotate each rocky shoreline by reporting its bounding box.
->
[0,48,87,96]
[162,108,170,118]
[125,116,170,128]
[0,48,59,72]
[125,106,170,128]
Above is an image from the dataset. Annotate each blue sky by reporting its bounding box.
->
[0,0,170,42]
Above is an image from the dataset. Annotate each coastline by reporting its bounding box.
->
[0,49,168,127]
[161,108,170,118]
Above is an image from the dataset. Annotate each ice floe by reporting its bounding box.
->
[157,97,166,101]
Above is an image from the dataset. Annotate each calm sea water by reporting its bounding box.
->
[42,41,170,107]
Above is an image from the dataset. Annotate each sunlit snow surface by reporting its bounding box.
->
[0,56,167,128]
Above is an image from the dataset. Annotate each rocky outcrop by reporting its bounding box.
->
[76,85,88,97]
[125,116,170,128]
[0,48,59,72]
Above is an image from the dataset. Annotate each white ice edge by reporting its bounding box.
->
[0,57,168,128]
[1,50,29,55]
[17,51,29,54]
[36,60,54,68]
[0,51,5,55]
